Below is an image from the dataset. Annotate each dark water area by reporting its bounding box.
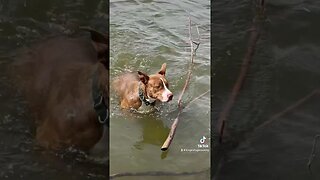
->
[0,0,107,179]
[213,0,320,179]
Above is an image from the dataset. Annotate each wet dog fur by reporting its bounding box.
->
[112,63,173,110]
[11,28,108,152]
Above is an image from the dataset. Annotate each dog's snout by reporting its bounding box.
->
[168,93,173,101]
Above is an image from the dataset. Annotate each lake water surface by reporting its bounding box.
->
[110,0,210,179]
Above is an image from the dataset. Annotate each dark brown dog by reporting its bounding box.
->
[112,63,173,110]
[12,28,108,152]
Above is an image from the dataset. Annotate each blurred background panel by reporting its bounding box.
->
[0,0,108,179]
[213,0,320,179]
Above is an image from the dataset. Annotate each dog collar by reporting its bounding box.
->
[92,67,109,126]
[138,82,156,106]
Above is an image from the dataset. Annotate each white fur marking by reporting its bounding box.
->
[160,78,172,102]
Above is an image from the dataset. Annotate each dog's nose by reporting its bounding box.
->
[167,93,173,101]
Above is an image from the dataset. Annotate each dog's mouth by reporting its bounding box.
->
[160,91,173,102]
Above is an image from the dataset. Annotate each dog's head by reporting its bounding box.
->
[138,63,173,103]
[80,27,108,70]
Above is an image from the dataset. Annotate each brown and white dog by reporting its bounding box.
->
[112,63,173,110]
[12,28,109,152]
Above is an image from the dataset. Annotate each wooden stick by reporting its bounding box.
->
[254,89,320,132]
[161,15,200,151]
[184,90,210,110]
[217,0,265,143]
[217,25,260,143]
[308,134,320,171]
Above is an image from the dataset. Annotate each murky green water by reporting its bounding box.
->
[214,0,320,179]
[110,0,210,179]
[0,0,107,179]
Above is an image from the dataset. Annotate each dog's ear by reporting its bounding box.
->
[138,71,149,84]
[90,29,108,57]
[158,63,166,76]
[80,26,108,59]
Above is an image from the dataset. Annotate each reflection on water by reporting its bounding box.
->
[0,0,107,179]
[214,0,320,179]
[110,0,210,178]
[133,115,170,150]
